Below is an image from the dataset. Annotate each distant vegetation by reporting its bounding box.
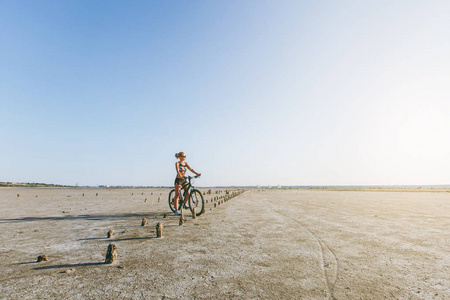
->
[304,187,450,193]
[0,182,71,188]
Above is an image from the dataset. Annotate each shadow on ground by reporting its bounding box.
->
[0,212,164,223]
[33,262,105,270]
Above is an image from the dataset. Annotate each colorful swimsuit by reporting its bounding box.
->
[175,163,188,186]
[179,163,187,172]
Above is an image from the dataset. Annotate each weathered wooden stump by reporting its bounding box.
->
[151,192,153,195]
[214,203,216,208]
[37,255,48,262]
[179,216,184,226]
[107,229,114,238]
[82,193,85,196]
[163,213,168,218]
[141,193,144,195]
[192,209,197,219]
[35,195,38,197]
[17,194,20,198]
[156,222,163,238]
[61,268,75,274]
[145,198,148,202]
[105,244,117,264]
[96,193,99,196]
[158,197,160,202]
[141,218,147,226]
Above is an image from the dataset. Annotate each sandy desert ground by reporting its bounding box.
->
[0,188,449,299]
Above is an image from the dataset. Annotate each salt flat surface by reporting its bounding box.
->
[0,188,449,299]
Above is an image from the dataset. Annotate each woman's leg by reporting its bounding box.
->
[174,184,181,211]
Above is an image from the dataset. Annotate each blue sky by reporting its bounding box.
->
[1,1,449,186]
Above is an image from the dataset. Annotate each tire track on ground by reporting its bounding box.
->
[266,198,339,300]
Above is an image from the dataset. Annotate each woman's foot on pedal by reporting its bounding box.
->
[174,210,181,216]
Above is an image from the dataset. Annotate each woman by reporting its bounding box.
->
[174,152,201,215]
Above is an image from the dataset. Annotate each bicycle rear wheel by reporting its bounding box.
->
[189,189,205,216]
[168,189,177,212]
[168,189,188,212]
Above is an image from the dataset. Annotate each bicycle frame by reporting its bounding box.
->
[178,176,198,206]
[181,176,195,196]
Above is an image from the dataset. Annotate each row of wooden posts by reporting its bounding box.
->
[103,189,245,264]
[33,189,245,264]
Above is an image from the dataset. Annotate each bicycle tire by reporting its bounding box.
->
[168,189,176,212]
[168,189,188,212]
[189,189,205,216]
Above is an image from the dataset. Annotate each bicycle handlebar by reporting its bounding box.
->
[185,175,201,180]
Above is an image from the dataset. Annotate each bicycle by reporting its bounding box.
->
[168,175,205,216]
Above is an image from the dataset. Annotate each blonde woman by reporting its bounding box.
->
[173,152,201,215]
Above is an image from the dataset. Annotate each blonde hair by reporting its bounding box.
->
[175,152,185,159]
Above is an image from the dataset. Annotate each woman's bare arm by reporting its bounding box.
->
[186,163,200,176]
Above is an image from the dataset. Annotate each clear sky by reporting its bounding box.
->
[1,1,449,187]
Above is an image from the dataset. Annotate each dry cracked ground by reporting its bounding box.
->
[0,188,449,299]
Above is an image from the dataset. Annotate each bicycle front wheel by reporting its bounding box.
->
[189,189,205,216]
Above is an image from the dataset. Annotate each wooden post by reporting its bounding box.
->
[141,218,147,226]
[192,209,197,219]
[163,213,168,218]
[156,222,163,238]
[37,255,48,262]
[82,193,85,196]
[105,244,117,264]
[158,197,160,202]
[107,229,114,238]
[145,198,148,202]
[17,194,20,198]
[96,193,98,196]
[179,209,185,226]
